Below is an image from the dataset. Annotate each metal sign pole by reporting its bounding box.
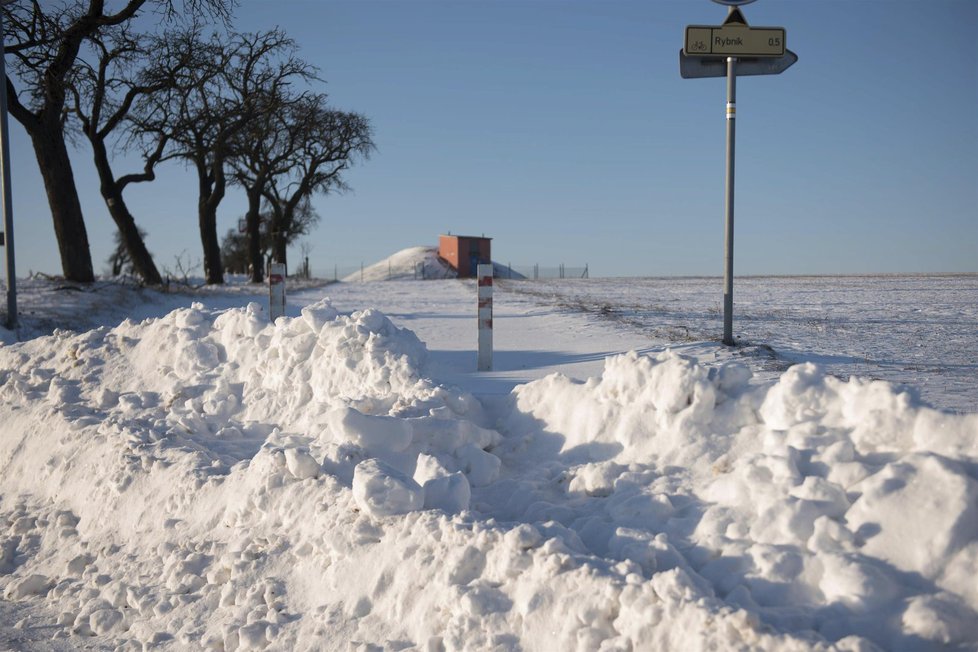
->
[723,55,736,346]
[682,0,795,345]
[0,5,17,331]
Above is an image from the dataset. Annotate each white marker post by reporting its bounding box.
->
[477,264,493,371]
[268,262,286,322]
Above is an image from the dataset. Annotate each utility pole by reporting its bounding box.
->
[0,0,18,331]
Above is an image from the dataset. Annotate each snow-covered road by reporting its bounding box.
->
[296,273,978,413]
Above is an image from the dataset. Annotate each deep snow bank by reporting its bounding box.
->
[1,301,977,651]
[505,352,978,649]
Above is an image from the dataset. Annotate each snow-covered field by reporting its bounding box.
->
[502,274,978,415]
[1,254,976,651]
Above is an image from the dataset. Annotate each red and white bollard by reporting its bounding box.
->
[477,264,493,371]
[269,262,286,322]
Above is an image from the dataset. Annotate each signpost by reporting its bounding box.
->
[679,49,797,79]
[680,0,796,346]
[684,23,784,58]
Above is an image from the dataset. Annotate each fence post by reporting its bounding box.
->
[477,264,493,371]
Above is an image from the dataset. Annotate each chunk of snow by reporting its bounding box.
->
[89,608,125,636]
[284,448,320,480]
[352,458,424,517]
[4,573,52,599]
[421,472,470,513]
[327,407,413,454]
[845,453,978,579]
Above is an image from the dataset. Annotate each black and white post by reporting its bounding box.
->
[477,264,493,371]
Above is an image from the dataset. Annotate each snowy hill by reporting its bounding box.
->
[341,246,456,282]
[0,275,977,651]
[340,246,526,282]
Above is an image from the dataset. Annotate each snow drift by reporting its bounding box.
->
[342,246,456,282]
[1,299,977,650]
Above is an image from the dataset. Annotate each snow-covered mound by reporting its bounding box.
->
[1,301,977,650]
[340,246,527,282]
[342,246,456,282]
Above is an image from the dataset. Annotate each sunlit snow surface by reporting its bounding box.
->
[503,274,978,414]
[0,268,976,651]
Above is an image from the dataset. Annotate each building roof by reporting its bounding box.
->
[439,234,492,240]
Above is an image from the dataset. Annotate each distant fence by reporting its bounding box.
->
[498,264,589,280]
[310,262,589,282]
[310,262,456,282]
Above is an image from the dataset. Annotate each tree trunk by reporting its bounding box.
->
[91,143,163,285]
[245,187,263,284]
[106,196,163,285]
[198,168,224,285]
[273,210,288,269]
[273,234,287,269]
[29,118,95,282]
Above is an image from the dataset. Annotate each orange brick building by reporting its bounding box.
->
[438,234,492,278]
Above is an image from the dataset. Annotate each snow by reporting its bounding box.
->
[1,250,977,651]
[343,246,455,282]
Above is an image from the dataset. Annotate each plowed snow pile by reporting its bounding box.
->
[1,300,977,651]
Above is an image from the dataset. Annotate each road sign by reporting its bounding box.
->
[680,48,797,79]
[685,23,785,58]
[680,4,796,347]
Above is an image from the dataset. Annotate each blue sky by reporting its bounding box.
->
[5,0,977,278]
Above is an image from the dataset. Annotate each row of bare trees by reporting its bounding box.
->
[2,0,373,285]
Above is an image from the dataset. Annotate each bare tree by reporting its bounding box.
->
[106,224,149,277]
[133,28,311,285]
[227,69,319,283]
[266,195,320,268]
[297,240,312,279]
[262,100,374,268]
[219,226,252,276]
[1,0,233,283]
[65,24,194,286]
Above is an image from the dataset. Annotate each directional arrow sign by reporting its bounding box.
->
[685,23,785,58]
[679,48,797,79]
